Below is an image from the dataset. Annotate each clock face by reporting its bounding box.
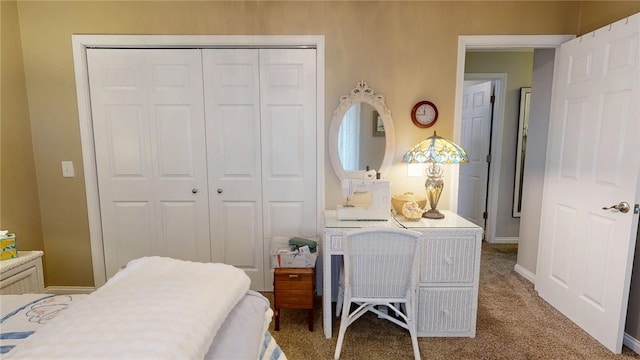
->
[411,101,438,128]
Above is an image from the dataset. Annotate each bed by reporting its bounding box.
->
[0,256,286,359]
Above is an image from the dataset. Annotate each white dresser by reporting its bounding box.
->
[0,251,45,295]
[322,210,482,338]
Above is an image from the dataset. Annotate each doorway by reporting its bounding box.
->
[451,36,573,250]
[460,50,533,245]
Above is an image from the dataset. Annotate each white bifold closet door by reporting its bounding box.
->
[203,49,317,290]
[87,48,317,290]
[87,49,211,279]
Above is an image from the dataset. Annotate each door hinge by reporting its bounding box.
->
[483,211,488,219]
[486,154,491,163]
[490,95,496,104]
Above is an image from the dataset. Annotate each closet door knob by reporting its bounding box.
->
[192,188,198,194]
[217,188,223,194]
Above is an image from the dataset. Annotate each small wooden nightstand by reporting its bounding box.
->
[273,267,315,331]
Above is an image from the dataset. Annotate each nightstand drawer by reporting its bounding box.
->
[275,290,314,308]
[273,268,315,291]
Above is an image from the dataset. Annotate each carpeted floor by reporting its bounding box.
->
[263,242,640,360]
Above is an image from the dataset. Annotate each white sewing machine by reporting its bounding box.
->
[336,179,391,221]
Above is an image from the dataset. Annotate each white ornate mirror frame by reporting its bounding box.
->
[328,81,396,180]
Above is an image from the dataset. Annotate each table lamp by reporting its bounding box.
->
[403,131,468,219]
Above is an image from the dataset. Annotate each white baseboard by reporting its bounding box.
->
[514,264,536,284]
[45,286,95,294]
[624,332,640,354]
[488,237,519,244]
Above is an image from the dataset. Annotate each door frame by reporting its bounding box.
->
[452,35,574,244]
[72,35,325,287]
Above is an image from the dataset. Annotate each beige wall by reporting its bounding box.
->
[579,1,640,34]
[2,0,639,345]
[0,1,44,254]
[12,0,582,287]
[464,51,534,240]
[2,1,637,296]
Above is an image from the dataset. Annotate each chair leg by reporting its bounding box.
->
[406,303,420,360]
[334,299,351,359]
[409,324,420,360]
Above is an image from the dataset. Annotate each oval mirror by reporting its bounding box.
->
[329,81,395,180]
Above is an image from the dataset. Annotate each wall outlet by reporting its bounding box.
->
[61,161,75,178]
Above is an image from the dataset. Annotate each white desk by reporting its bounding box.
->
[322,210,482,339]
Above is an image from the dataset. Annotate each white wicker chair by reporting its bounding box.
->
[333,228,423,360]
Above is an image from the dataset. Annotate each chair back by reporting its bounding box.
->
[343,228,422,300]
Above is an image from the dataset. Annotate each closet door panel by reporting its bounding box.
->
[260,49,317,239]
[88,49,210,279]
[107,201,153,273]
[104,106,146,177]
[218,106,259,176]
[203,49,265,289]
[220,202,260,267]
[267,202,306,235]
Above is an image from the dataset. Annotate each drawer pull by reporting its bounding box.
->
[288,274,299,279]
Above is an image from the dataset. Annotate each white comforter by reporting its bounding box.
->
[6,257,250,359]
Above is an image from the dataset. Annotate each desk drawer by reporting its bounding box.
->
[421,236,476,283]
[417,286,475,336]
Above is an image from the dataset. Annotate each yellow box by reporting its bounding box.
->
[0,233,17,260]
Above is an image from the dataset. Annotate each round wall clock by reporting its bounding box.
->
[411,101,438,128]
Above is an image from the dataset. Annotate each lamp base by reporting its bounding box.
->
[423,209,445,219]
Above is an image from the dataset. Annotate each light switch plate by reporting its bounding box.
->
[61,161,75,178]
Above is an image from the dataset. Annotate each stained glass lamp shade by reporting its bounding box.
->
[403,131,469,219]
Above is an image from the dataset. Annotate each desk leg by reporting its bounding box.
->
[322,252,332,338]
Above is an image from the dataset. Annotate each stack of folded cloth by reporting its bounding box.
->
[288,237,317,253]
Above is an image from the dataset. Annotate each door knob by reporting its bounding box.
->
[602,202,630,213]
[217,188,223,194]
[192,188,198,194]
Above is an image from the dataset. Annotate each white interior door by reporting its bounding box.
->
[87,49,210,278]
[260,48,317,290]
[536,13,640,353]
[458,81,492,228]
[204,48,317,291]
[204,49,264,289]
